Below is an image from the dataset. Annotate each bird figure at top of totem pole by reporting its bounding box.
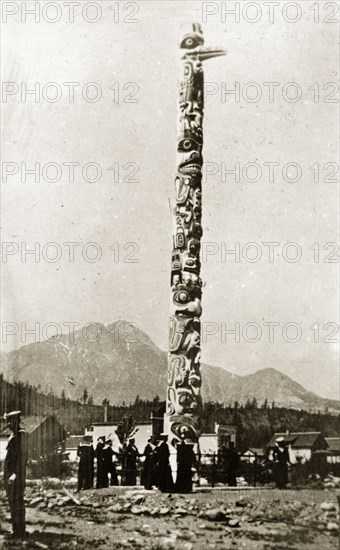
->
[166,23,226,446]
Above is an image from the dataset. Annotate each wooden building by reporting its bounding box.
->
[241,448,266,464]
[84,421,152,453]
[325,437,340,464]
[0,415,67,462]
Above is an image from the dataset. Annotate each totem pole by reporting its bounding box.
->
[166,24,226,445]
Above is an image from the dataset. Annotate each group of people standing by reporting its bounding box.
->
[77,432,197,494]
[77,435,130,491]
[77,434,155,491]
[2,407,294,542]
[132,432,198,493]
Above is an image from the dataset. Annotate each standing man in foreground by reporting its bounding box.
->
[141,437,157,490]
[226,441,239,487]
[4,410,28,539]
[273,437,290,489]
[95,436,105,488]
[124,438,139,486]
[155,434,174,493]
[175,434,197,493]
[76,435,95,491]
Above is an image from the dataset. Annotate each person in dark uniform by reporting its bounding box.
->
[226,441,239,487]
[76,435,95,491]
[124,438,139,486]
[218,442,229,483]
[141,437,157,490]
[4,410,28,539]
[95,436,105,488]
[272,437,290,489]
[155,434,174,493]
[103,439,119,486]
[175,434,197,493]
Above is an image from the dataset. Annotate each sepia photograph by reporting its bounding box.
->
[1,1,339,548]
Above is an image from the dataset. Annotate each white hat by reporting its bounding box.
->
[276,437,284,443]
[4,410,21,420]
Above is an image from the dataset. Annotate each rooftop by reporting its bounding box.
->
[65,435,85,448]
[246,448,265,455]
[268,432,324,449]
[0,415,66,437]
[325,437,340,453]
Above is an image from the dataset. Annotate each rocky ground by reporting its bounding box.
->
[0,483,339,550]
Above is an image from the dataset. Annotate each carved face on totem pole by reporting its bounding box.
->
[180,23,204,50]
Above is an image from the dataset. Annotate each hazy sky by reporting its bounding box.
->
[2,1,339,400]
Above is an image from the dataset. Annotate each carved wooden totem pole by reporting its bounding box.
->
[166,24,225,445]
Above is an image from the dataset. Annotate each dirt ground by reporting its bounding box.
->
[0,484,339,550]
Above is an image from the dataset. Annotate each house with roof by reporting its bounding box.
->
[241,448,266,464]
[267,432,327,464]
[0,415,67,462]
[325,437,340,464]
[84,421,153,453]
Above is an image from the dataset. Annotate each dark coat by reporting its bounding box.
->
[4,430,28,488]
[226,447,239,486]
[141,443,157,489]
[155,441,174,493]
[103,445,119,486]
[272,445,290,488]
[123,444,139,485]
[77,443,95,490]
[4,428,28,538]
[95,442,105,488]
[175,442,196,493]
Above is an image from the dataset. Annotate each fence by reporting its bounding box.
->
[26,450,340,487]
[197,452,267,487]
[99,451,268,488]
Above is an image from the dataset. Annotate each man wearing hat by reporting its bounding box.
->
[141,436,157,490]
[102,439,119,487]
[124,438,139,486]
[273,437,290,489]
[95,436,106,488]
[3,411,28,539]
[175,433,197,493]
[155,434,174,493]
[76,435,95,491]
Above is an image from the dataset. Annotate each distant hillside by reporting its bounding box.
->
[1,321,339,413]
[2,375,339,447]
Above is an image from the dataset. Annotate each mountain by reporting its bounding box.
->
[1,321,339,412]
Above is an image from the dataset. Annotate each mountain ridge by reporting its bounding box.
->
[1,321,339,412]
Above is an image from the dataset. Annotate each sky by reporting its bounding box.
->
[1,1,339,400]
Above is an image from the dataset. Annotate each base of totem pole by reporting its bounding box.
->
[162,413,199,493]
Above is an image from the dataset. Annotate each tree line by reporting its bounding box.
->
[1,375,339,450]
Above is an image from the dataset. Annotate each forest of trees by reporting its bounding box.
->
[203,400,340,450]
[0,375,160,434]
[1,374,339,451]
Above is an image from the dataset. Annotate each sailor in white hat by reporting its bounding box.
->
[3,410,28,539]
[3,410,21,421]
[276,436,285,443]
